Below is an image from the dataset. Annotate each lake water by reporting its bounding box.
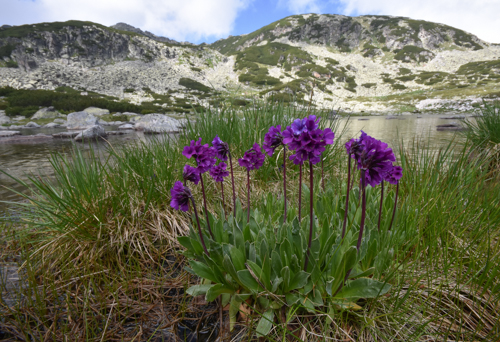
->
[0,114,469,213]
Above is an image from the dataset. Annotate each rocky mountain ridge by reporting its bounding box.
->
[1,15,499,114]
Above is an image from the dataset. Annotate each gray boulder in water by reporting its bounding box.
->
[66,111,99,130]
[32,107,66,120]
[74,125,107,142]
[134,114,183,133]
[83,107,110,116]
[25,121,41,128]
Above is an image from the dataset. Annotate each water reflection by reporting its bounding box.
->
[338,114,467,146]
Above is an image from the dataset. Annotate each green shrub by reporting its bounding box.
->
[392,84,407,90]
[0,43,16,58]
[361,83,376,88]
[5,60,18,68]
[394,46,434,63]
[179,78,211,93]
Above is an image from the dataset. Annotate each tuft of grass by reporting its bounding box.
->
[462,101,500,147]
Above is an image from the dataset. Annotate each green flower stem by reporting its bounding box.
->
[304,162,314,271]
[189,196,209,256]
[199,174,214,239]
[378,181,384,232]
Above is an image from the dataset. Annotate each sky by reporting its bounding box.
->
[1,0,500,44]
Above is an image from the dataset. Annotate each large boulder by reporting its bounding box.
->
[32,107,65,120]
[83,107,110,116]
[134,114,183,134]
[66,111,99,130]
[74,125,107,142]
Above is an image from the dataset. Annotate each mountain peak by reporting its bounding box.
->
[110,22,180,45]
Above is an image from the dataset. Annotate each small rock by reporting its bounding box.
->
[0,131,21,137]
[43,123,60,128]
[0,116,10,125]
[74,125,107,142]
[358,118,369,121]
[118,124,135,130]
[9,125,22,129]
[83,107,110,116]
[32,106,65,120]
[385,116,398,120]
[436,124,466,131]
[441,115,465,120]
[106,131,127,135]
[25,121,41,128]
[52,132,79,139]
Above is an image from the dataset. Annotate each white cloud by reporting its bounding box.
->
[279,0,324,14]
[336,0,500,43]
[0,0,252,42]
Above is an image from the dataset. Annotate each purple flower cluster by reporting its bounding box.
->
[182,138,216,173]
[183,165,200,185]
[283,115,335,165]
[346,131,403,187]
[170,181,192,212]
[210,162,229,182]
[263,125,284,156]
[238,143,266,171]
[212,135,230,161]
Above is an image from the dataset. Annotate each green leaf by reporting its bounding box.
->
[271,250,283,279]
[285,293,300,305]
[342,246,358,273]
[349,267,375,279]
[189,260,220,283]
[281,266,290,290]
[256,309,275,337]
[223,254,240,283]
[335,278,391,299]
[287,271,309,292]
[186,284,214,297]
[271,277,283,293]
[177,236,193,252]
[229,246,246,271]
[206,283,234,302]
[229,295,242,331]
[237,269,260,292]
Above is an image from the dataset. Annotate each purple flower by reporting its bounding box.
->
[170,181,192,212]
[263,125,284,156]
[289,128,335,165]
[212,135,229,161]
[183,165,200,185]
[384,166,403,185]
[210,162,229,182]
[238,143,266,171]
[304,115,320,132]
[182,138,216,173]
[345,131,367,158]
[351,132,396,187]
[291,118,307,136]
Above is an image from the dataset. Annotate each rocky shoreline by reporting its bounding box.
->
[0,106,188,143]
